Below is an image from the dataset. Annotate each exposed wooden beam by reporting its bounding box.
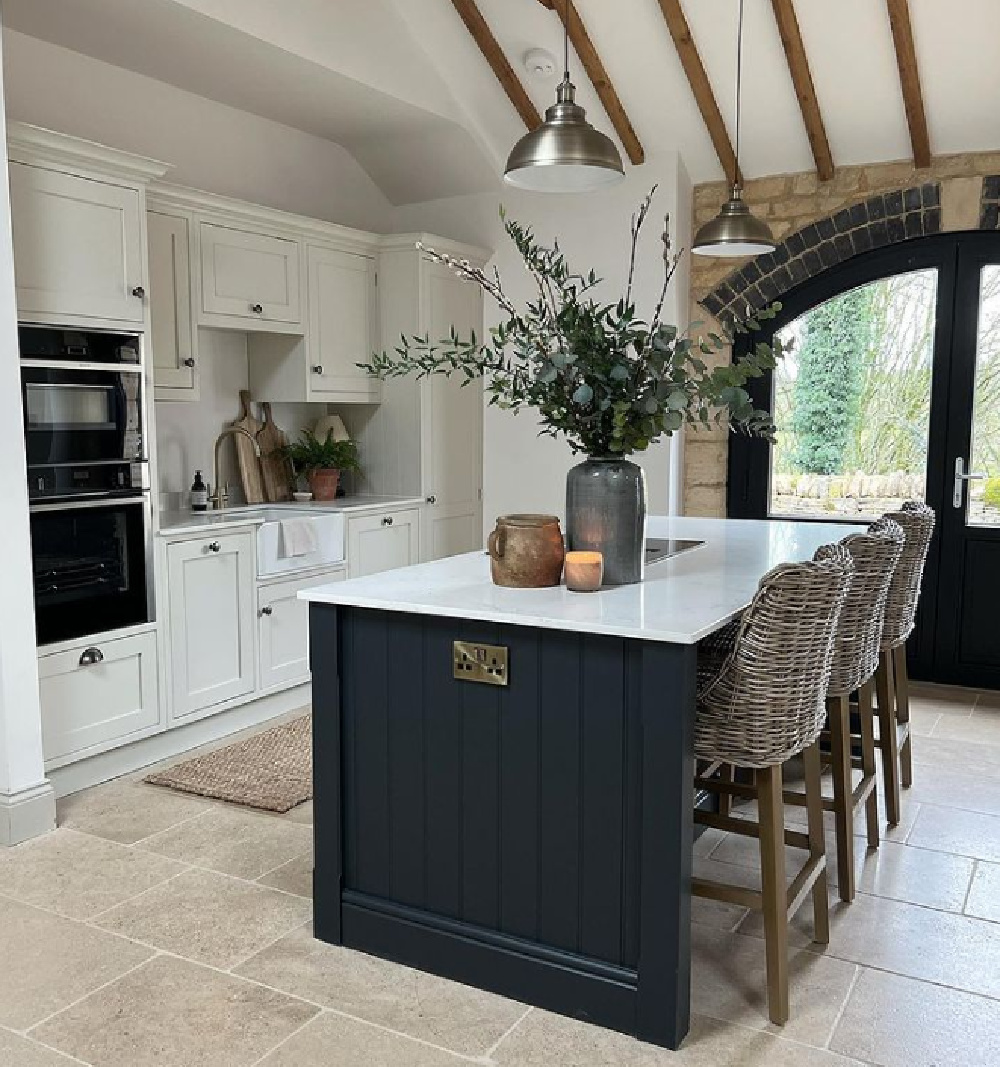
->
[769,0,834,180]
[538,0,645,165]
[449,0,541,130]
[885,0,931,167]
[653,0,740,185]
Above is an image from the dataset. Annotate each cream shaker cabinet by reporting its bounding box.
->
[8,162,147,325]
[199,221,301,328]
[167,531,256,720]
[346,508,420,578]
[148,209,197,397]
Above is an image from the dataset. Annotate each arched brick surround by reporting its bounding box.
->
[700,183,944,321]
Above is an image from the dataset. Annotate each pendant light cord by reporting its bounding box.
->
[563,0,570,80]
[734,0,745,188]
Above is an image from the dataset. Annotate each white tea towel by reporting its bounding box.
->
[279,517,319,558]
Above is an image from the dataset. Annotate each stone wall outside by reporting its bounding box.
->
[684,151,1000,517]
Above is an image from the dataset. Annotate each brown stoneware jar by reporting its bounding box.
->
[487,514,566,588]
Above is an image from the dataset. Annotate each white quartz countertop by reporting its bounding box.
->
[299,516,865,645]
[158,496,424,535]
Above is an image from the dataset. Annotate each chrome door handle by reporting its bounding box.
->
[381,516,394,526]
[953,457,987,508]
[426,495,436,504]
[183,357,196,368]
[259,605,273,617]
[79,647,104,667]
[312,365,324,375]
[131,285,145,299]
[249,302,263,314]
[207,540,221,552]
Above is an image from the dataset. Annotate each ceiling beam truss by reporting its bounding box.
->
[449,0,541,130]
[653,0,740,185]
[885,0,931,168]
[769,0,834,180]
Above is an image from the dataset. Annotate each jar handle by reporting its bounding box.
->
[487,527,506,560]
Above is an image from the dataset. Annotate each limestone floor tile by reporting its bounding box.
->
[904,764,1000,817]
[911,734,1000,783]
[135,806,312,880]
[236,923,526,1057]
[0,828,186,920]
[855,838,975,911]
[690,925,857,1047]
[259,850,313,898]
[283,799,314,825]
[830,966,1000,1067]
[258,1011,470,1066]
[93,866,312,969]
[57,780,208,845]
[907,803,1000,862]
[30,954,318,1067]
[0,1027,87,1065]
[493,1009,865,1067]
[0,897,152,1030]
[740,889,1000,1001]
[693,826,728,858]
[691,856,753,932]
[965,861,1000,922]
[931,707,1000,747]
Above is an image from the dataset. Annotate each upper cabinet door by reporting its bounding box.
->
[306,245,380,401]
[148,210,195,394]
[199,221,301,326]
[9,162,145,324]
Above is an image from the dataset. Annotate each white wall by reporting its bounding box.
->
[391,153,691,531]
[0,23,55,845]
[1,30,392,231]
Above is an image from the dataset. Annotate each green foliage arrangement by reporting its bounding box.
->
[984,476,1000,511]
[790,287,872,475]
[281,429,360,475]
[364,189,782,457]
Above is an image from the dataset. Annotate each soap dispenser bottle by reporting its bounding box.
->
[190,470,208,512]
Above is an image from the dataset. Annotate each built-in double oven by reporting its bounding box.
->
[20,327,153,647]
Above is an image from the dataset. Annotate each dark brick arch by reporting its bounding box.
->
[700,183,944,321]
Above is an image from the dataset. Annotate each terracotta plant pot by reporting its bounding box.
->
[308,468,340,501]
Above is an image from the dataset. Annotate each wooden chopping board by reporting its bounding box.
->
[257,402,294,503]
[230,389,265,505]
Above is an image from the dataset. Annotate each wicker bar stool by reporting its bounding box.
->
[877,502,936,826]
[802,520,904,903]
[693,547,853,1026]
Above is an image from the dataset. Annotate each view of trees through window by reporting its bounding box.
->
[770,269,939,519]
[969,265,1000,526]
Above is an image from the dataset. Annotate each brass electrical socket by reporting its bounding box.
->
[453,641,509,686]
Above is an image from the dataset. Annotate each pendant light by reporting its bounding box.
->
[504,0,624,192]
[692,0,775,256]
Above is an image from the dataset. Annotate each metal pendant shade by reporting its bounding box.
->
[692,0,775,257]
[503,2,624,193]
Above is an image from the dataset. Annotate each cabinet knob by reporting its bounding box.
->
[425,495,436,504]
[183,357,196,368]
[381,516,394,526]
[250,302,264,314]
[207,541,221,553]
[79,646,104,667]
[259,605,273,617]
[312,365,324,375]
[131,285,145,299]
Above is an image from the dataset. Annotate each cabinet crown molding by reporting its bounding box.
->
[378,232,492,267]
[7,123,170,184]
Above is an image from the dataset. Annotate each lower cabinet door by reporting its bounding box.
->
[38,630,160,768]
[167,531,256,719]
[257,570,345,690]
[347,509,420,578]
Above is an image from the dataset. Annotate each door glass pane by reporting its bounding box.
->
[968,265,1000,526]
[769,269,937,519]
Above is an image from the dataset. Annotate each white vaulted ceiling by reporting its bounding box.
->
[3,0,999,205]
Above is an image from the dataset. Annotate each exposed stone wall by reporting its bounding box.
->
[684,151,1000,517]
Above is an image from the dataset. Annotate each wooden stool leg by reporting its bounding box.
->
[758,763,789,1026]
[719,762,734,817]
[802,741,830,945]
[876,651,902,827]
[828,694,856,902]
[858,679,880,850]
[893,644,913,789]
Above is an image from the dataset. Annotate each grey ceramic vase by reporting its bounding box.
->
[565,457,647,586]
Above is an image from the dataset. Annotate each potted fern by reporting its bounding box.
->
[282,430,360,501]
[365,189,781,584]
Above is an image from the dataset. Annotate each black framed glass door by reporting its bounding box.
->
[728,232,1000,686]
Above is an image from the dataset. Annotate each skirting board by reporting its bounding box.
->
[48,683,311,798]
[0,781,57,846]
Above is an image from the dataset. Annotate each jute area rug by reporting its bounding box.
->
[145,715,311,813]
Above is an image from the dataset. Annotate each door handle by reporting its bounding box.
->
[79,647,104,667]
[381,516,394,526]
[259,605,273,617]
[953,457,987,508]
[207,541,221,553]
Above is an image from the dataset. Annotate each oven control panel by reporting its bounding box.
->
[29,462,149,502]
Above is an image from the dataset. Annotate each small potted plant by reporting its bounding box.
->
[282,430,360,501]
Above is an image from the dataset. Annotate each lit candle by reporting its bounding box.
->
[565,550,603,593]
